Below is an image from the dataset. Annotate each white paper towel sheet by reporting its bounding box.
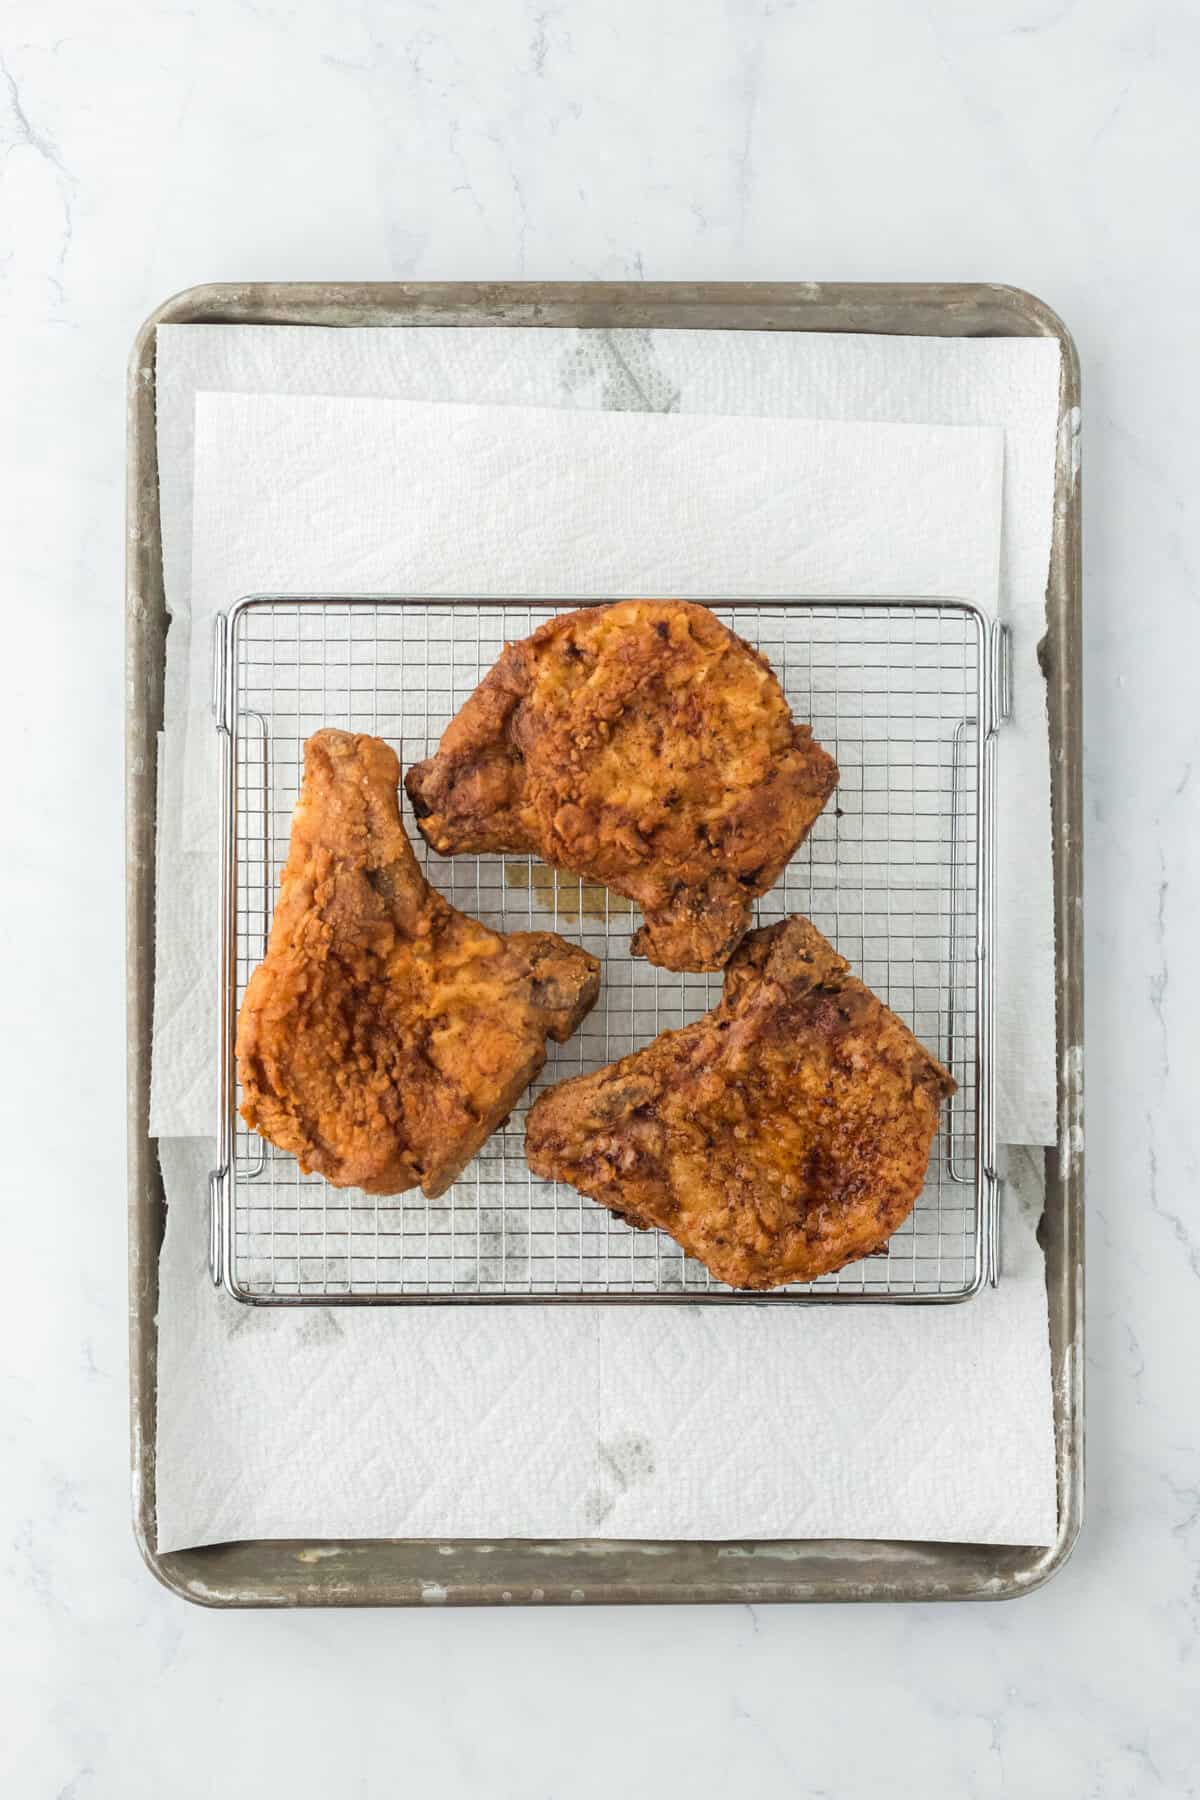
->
[156,1140,1056,1551]
[150,360,1058,1552]
[152,391,1005,1135]
[151,323,1061,1145]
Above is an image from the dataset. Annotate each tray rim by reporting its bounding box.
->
[126,279,1083,1606]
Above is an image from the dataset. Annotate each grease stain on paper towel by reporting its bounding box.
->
[559,328,682,415]
[585,1432,656,1527]
[297,1311,344,1347]
[505,861,632,920]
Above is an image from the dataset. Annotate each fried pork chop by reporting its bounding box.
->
[525,916,955,1289]
[405,601,838,972]
[236,729,600,1197]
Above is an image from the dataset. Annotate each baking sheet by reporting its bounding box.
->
[126,281,1083,1604]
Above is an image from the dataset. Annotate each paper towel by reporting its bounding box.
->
[152,323,1061,1145]
[151,390,1005,1133]
[151,373,1057,1551]
[156,1138,1056,1550]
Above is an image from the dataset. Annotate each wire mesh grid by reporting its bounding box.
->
[215,597,992,1303]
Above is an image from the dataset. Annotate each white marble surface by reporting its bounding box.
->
[1,0,1197,1793]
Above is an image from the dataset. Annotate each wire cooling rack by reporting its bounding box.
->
[211,597,1004,1305]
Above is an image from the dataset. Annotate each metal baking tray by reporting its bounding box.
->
[127,281,1083,1604]
[212,593,1003,1306]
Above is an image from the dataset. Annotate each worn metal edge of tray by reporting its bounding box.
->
[126,280,1083,1607]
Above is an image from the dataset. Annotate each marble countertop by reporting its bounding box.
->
[3,0,1197,1793]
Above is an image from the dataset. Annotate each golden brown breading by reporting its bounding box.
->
[525,917,955,1290]
[236,729,600,1197]
[405,601,838,972]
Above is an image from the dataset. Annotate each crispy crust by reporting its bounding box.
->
[525,916,955,1290]
[236,730,600,1197]
[405,601,838,972]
